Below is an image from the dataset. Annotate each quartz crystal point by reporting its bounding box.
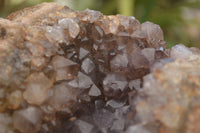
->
[3,2,200,133]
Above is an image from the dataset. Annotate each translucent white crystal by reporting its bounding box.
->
[23,72,53,105]
[81,58,95,74]
[58,18,80,39]
[118,15,140,33]
[52,55,77,69]
[51,82,77,111]
[141,22,164,48]
[52,55,78,81]
[75,120,94,133]
[88,84,101,96]
[45,26,66,44]
[141,48,155,64]
[13,107,42,133]
[110,53,128,68]
[79,47,89,60]
[78,72,93,89]
[103,73,128,92]
[80,9,103,23]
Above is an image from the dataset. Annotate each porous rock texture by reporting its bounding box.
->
[134,44,200,133]
[0,2,199,133]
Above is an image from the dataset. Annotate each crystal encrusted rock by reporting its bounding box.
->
[2,2,199,133]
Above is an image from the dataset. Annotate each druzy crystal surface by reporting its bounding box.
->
[0,2,200,133]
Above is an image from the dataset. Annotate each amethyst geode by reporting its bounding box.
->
[1,2,200,133]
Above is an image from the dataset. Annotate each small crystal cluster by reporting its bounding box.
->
[0,2,199,133]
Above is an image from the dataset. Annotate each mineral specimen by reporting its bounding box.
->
[0,2,199,133]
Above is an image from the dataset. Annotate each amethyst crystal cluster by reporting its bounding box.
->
[0,2,200,133]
